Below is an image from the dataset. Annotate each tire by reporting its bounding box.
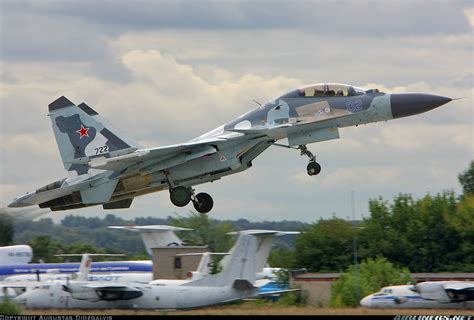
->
[307,161,321,176]
[170,186,191,207]
[193,192,214,214]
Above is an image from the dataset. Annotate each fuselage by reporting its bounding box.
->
[0,261,152,280]
[15,279,258,309]
[360,285,474,309]
[9,83,452,211]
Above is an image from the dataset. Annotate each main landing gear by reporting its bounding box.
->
[169,186,214,214]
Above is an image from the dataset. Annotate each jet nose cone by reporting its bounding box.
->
[390,93,452,119]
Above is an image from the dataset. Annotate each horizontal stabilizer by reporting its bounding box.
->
[176,252,228,257]
[103,198,134,209]
[227,230,300,237]
[108,225,192,232]
[108,224,191,255]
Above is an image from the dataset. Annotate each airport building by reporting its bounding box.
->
[152,246,208,280]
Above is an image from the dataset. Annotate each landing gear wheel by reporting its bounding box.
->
[193,192,214,214]
[307,161,321,176]
[170,186,192,207]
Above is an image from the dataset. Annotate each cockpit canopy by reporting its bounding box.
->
[281,83,374,98]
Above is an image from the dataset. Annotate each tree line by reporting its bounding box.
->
[0,161,472,273]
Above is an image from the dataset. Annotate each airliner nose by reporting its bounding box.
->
[360,296,371,308]
[390,93,452,119]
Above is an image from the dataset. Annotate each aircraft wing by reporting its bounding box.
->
[443,282,474,301]
[257,288,301,297]
[82,283,144,301]
[254,279,301,296]
[89,133,262,171]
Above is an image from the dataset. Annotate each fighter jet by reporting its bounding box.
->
[8,83,452,213]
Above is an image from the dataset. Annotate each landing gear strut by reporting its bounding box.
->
[169,186,214,214]
[272,143,322,176]
[298,145,321,176]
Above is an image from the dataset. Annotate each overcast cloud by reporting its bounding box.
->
[1,0,472,223]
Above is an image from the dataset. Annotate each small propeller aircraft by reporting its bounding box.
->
[8,83,452,214]
[360,281,474,309]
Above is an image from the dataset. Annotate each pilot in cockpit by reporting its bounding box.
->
[348,86,356,96]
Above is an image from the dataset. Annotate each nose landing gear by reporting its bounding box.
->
[306,161,321,176]
[272,143,322,176]
[298,145,321,176]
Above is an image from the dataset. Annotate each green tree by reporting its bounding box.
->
[444,194,474,271]
[293,218,353,272]
[0,298,23,315]
[268,245,294,269]
[28,235,63,262]
[330,257,410,307]
[459,161,474,195]
[358,192,465,272]
[0,214,14,245]
[171,211,235,253]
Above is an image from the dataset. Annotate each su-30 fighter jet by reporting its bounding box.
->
[9,83,452,214]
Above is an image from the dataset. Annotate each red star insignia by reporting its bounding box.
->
[76,124,90,139]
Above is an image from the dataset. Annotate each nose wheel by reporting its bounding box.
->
[169,186,214,214]
[272,143,322,177]
[298,145,321,176]
[307,161,321,176]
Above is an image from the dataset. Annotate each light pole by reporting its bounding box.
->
[351,190,361,304]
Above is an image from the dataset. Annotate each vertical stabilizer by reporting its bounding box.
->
[185,233,257,288]
[48,96,141,176]
[221,230,299,273]
[55,253,125,281]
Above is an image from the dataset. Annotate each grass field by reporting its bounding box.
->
[23,306,474,316]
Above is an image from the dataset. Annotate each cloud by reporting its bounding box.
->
[0,1,472,222]
[109,31,473,89]
[5,0,470,36]
[0,48,301,205]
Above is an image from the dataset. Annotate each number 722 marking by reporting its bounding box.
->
[94,146,109,154]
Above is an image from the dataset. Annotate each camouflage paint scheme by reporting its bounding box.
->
[8,83,452,212]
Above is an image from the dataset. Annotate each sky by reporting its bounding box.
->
[0,0,473,223]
